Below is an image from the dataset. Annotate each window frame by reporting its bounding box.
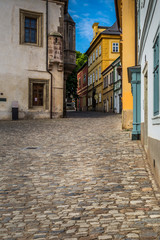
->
[93,52,95,62]
[99,45,101,56]
[112,42,119,53]
[96,49,98,58]
[99,93,102,103]
[83,74,86,85]
[96,69,98,81]
[29,79,49,110]
[99,66,101,79]
[153,34,159,116]
[20,9,43,47]
[93,72,95,83]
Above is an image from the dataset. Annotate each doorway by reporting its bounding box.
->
[144,69,148,147]
[33,83,44,106]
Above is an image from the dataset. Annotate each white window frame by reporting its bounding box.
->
[112,42,119,52]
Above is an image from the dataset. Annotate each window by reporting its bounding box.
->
[93,72,95,83]
[99,93,102,103]
[79,78,81,88]
[88,76,90,86]
[29,79,49,109]
[24,17,37,43]
[96,69,98,81]
[83,74,86,84]
[96,49,98,58]
[99,45,101,56]
[20,9,43,46]
[90,97,92,105]
[109,72,113,85]
[153,35,159,116]
[93,52,95,62]
[112,43,119,52]
[106,75,108,87]
[69,26,73,50]
[99,66,101,78]
[90,75,92,85]
[90,56,92,65]
[108,74,110,85]
[103,77,106,88]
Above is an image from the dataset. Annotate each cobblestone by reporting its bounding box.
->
[0,112,160,239]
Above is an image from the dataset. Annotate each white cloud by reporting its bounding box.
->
[77,18,94,41]
[73,14,80,19]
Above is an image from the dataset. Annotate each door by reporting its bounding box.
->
[33,83,44,106]
[144,71,148,147]
[107,99,109,112]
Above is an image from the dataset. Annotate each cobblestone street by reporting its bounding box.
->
[1,112,160,240]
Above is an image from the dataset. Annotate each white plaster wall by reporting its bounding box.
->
[0,0,63,120]
[139,0,160,140]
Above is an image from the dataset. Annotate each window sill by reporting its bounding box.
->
[20,42,41,47]
[152,114,160,125]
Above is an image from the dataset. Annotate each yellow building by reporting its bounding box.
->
[86,22,120,111]
[114,0,136,128]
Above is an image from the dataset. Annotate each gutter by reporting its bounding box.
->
[114,0,120,29]
[135,0,138,65]
[46,0,53,119]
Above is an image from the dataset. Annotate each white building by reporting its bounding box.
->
[138,0,160,184]
[0,0,75,120]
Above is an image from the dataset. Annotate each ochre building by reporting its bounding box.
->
[114,0,136,129]
[86,22,120,112]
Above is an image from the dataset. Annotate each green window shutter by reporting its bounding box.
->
[153,36,159,116]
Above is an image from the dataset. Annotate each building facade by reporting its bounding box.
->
[102,65,114,113]
[0,0,75,120]
[102,56,121,113]
[77,62,88,111]
[137,0,160,185]
[86,22,120,112]
[114,57,122,114]
[114,0,136,129]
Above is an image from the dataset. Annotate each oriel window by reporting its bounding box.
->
[25,17,37,43]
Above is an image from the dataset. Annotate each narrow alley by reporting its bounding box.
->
[0,112,160,240]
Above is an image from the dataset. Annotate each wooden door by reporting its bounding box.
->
[33,83,44,106]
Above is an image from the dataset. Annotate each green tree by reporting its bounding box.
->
[66,51,87,99]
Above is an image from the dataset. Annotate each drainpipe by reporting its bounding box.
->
[135,0,138,66]
[46,0,53,119]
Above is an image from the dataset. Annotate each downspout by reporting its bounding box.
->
[135,0,138,66]
[46,0,53,119]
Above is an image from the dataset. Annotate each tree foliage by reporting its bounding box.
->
[66,51,87,99]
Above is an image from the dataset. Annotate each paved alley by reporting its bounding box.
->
[0,112,160,240]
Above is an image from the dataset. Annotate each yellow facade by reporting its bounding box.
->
[115,0,136,128]
[103,68,114,113]
[86,23,120,111]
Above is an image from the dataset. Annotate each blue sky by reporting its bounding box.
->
[68,0,116,53]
